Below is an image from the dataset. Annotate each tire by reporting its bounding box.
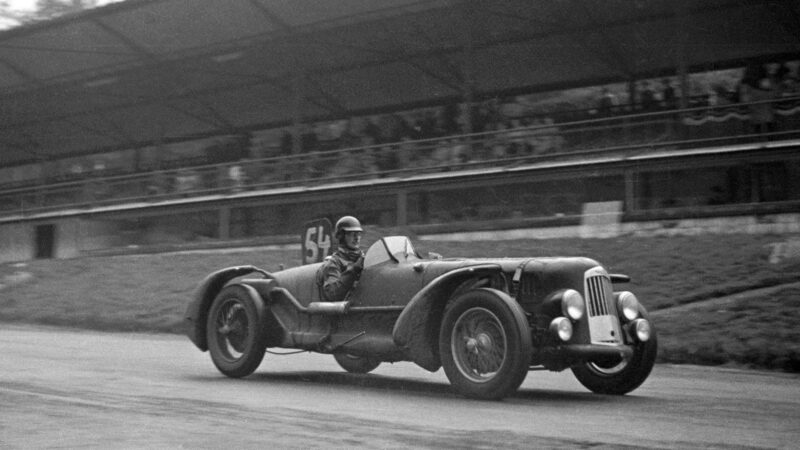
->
[571,308,658,395]
[206,284,268,378]
[333,353,381,374]
[439,288,532,400]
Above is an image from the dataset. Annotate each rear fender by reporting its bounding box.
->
[392,264,502,371]
[184,265,271,351]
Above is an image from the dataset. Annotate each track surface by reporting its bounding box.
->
[1,325,798,449]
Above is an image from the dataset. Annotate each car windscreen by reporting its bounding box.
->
[363,236,419,267]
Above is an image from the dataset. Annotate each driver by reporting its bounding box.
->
[319,215,365,302]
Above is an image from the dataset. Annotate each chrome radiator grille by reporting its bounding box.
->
[586,275,616,317]
[584,269,622,345]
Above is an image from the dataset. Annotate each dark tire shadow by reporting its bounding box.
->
[186,369,640,403]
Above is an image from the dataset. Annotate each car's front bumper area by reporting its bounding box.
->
[534,344,634,370]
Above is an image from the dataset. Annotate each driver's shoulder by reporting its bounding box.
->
[324,251,353,268]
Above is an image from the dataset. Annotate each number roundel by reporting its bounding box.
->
[301,218,333,264]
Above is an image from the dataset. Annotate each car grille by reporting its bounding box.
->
[586,275,616,317]
[584,269,622,345]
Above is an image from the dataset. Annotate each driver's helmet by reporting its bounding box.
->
[334,215,363,243]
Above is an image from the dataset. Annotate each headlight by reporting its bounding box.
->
[616,291,640,322]
[561,289,585,321]
[549,317,573,342]
[630,318,651,342]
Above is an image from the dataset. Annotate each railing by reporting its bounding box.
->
[1,96,799,218]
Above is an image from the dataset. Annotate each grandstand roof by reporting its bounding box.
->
[0,0,797,166]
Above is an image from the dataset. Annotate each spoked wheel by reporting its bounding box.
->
[206,285,268,378]
[439,288,532,400]
[333,353,381,374]
[452,307,507,382]
[571,308,658,395]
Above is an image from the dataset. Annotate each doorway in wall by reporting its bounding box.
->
[35,224,55,259]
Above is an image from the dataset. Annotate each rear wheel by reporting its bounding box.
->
[333,353,381,374]
[571,308,657,395]
[439,288,532,400]
[206,285,268,378]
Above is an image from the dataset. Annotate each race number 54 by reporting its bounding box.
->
[302,218,333,264]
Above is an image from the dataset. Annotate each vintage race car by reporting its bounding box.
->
[185,235,656,400]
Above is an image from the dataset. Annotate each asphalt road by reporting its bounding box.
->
[1,325,798,449]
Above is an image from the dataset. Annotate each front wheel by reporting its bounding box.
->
[439,288,532,400]
[571,308,658,395]
[206,284,268,378]
[333,353,381,374]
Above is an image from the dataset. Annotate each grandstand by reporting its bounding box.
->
[0,0,799,262]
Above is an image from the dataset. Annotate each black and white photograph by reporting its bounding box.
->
[0,1,798,448]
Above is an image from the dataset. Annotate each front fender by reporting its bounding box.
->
[392,264,502,372]
[184,265,271,351]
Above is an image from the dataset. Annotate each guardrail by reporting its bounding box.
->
[1,96,799,217]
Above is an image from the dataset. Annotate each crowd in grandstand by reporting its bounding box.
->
[737,61,799,134]
[1,60,799,209]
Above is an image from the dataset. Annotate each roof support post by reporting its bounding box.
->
[460,0,476,135]
[219,205,231,240]
[624,168,636,214]
[627,79,636,111]
[153,117,166,170]
[624,79,635,140]
[673,0,690,111]
[396,189,408,227]
[290,70,303,155]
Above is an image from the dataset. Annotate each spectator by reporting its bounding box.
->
[740,63,765,95]
[431,138,469,168]
[300,125,318,153]
[524,117,544,155]
[598,87,618,116]
[175,168,200,196]
[740,68,778,135]
[484,97,503,127]
[441,101,461,134]
[500,95,525,119]
[776,62,799,96]
[418,111,440,139]
[68,162,84,178]
[535,117,564,155]
[279,129,293,155]
[487,121,510,159]
[377,114,396,143]
[362,118,382,145]
[228,163,245,192]
[661,78,676,110]
[706,84,719,107]
[374,145,399,174]
[146,168,167,197]
[338,118,360,149]
[471,103,490,133]
[711,80,736,105]
[639,81,656,111]
[396,135,415,169]
[506,119,527,156]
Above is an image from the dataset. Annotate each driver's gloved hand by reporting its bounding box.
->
[351,256,364,275]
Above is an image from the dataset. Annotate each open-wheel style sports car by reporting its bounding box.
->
[185,235,657,400]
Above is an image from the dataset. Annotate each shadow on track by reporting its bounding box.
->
[255,371,454,397]
[187,370,623,403]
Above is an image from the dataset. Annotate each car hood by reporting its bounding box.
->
[423,256,601,274]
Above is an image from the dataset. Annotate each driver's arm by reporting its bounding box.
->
[322,257,363,302]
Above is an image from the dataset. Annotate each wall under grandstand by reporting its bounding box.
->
[2,208,798,264]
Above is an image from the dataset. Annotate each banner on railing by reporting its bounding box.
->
[681,98,800,126]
